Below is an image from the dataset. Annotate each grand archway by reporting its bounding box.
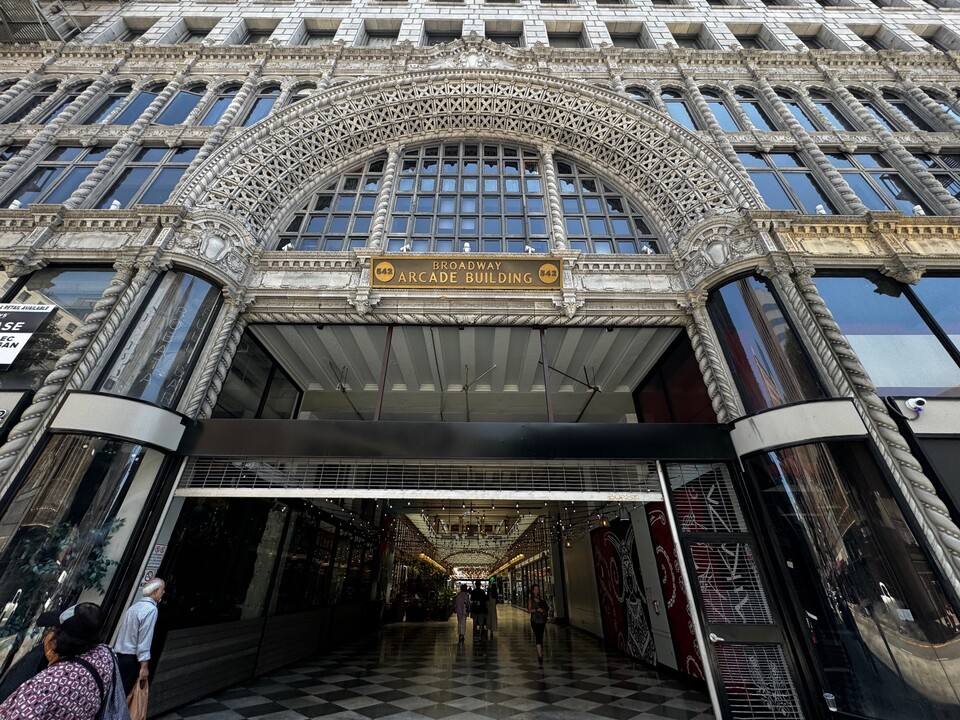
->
[178,68,760,246]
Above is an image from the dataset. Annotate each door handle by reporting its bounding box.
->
[708,632,725,643]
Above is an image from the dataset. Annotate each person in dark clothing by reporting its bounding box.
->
[528,584,548,662]
[470,581,488,638]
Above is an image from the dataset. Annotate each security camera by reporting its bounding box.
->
[906,398,927,412]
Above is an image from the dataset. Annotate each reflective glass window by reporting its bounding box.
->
[85,83,134,124]
[808,90,857,131]
[154,85,206,125]
[3,146,110,208]
[708,275,825,412]
[240,85,281,126]
[97,146,198,208]
[827,153,930,215]
[745,442,960,720]
[1,83,58,124]
[213,333,301,418]
[0,436,155,673]
[777,91,820,131]
[37,83,91,124]
[913,152,960,203]
[625,86,653,106]
[112,84,167,125]
[735,90,776,130]
[848,89,899,131]
[814,274,960,395]
[701,90,741,131]
[912,276,960,355]
[661,89,700,131]
[924,88,960,124]
[0,266,114,390]
[738,151,836,214]
[98,272,222,408]
[882,91,936,131]
[199,84,240,125]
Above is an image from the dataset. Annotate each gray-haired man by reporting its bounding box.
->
[114,578,165,695]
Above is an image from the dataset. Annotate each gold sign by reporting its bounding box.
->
[370,256,563,290]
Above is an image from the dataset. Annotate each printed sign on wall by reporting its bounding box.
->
[0,304,56,369]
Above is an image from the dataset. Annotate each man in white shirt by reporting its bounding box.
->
[114,578,165,695]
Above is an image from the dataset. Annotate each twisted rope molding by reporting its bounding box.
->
[183,297,246,417]
[199,314,248,420]
[243,311,687,327]
[792,269,960,586]
[683,302,740,423]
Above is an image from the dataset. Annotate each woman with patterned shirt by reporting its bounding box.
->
[0,603,116,720]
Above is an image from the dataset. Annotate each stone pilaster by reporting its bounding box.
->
[678,68,741,170]
[182,291,248,418]
[682,294,743,423]
[0,48,61,116]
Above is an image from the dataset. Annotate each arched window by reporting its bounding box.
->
[285,83,316,107]
[154,84,207,125]
[776,90,820,131]
[660,89,699,130]
[37,82,92,124]
[848,88,899,131]
[701,89,741,131]
[277,143,660,255]
[85,82,134,124]
[1,81,59,124]
[807,89,857,131]
[240,84,281,127]
[112,83,168,125]
[625,86,653,107]
[199,84,241,126]
[881,91,936,131]
[735,89,777,130]
[556,159,658,254]
[923,88,960,124]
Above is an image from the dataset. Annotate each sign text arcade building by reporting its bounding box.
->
[0,1,960,718]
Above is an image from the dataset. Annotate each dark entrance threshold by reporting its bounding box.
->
[156,605,714,720]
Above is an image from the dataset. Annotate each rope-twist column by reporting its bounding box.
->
[68,60,198,208]
[892,72,960,132]
[679,71,741,170]
[0,257,143,486]
[367,144,402,250]
[752,73,868,213]
[187,62,267,185]
[829,80,960,214]
[682,296,742,423]
[539,145,567,251]
[792,267,960,590]
[182,292,248,418]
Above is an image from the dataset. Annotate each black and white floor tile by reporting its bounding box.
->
[156,606,715,720]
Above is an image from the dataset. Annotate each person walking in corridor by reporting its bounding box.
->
[528,584,548,663]
[470,581,488,638]
[454,584,470,642]
[114,578,165,696]
[486,583,499,636]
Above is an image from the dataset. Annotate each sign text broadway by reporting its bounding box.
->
[371,257,562,290]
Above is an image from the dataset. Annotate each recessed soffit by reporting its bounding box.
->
[180,69,760,247]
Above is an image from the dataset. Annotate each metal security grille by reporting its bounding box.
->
[178,457,662,499]
[714,644,804,720]
[664,463,807,719]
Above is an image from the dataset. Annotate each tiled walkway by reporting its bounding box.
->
[156,605,715,720]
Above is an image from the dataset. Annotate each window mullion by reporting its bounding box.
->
[538,145,567,251]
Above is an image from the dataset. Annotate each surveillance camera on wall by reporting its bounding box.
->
[905,397,927,412]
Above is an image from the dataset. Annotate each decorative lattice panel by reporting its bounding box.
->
[689,542,773,625]
[714,644,805,720]
[181,71,758,244]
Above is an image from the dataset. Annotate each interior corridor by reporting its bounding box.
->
[156,605,715,720]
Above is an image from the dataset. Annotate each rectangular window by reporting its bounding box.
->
[98,272,222,408]
[97,147,198,209]
[304,29,337,46]
[814,274,960,395]
[673,34,704,50]
[0,266,114,390]
[738,151,836,214]
[3,146,109,208]
[828,153,930,215]
[213,333,302,419]
[547,32,585,49]
[365,28,400,47]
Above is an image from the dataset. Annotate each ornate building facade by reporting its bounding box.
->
[0,1,960,719]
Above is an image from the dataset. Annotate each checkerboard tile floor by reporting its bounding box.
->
[156,605,715,720]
